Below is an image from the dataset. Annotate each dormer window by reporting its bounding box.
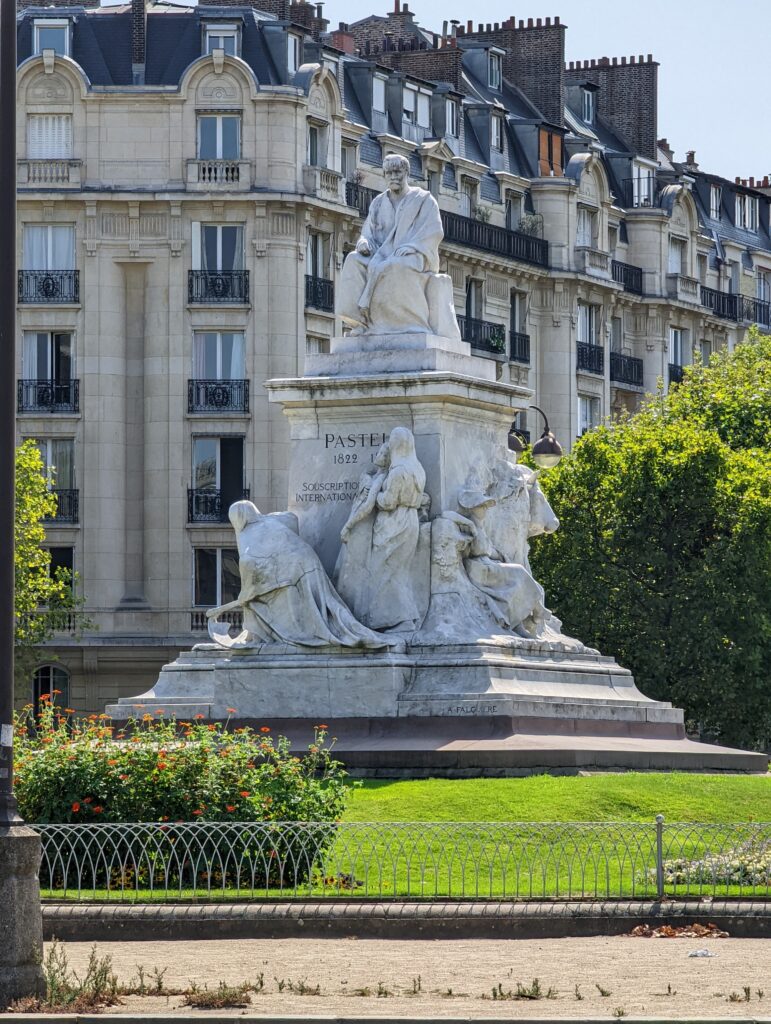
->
[488,52,502,91]
[491,114,504,153]
[445,99,459,137]
[710,184,722,219]
[403,85,417,124]
[203,23,238,56]
[417,91,430,130]
[34,19,69,57]
[287,33,302,74]
[736,192,758,232]
[581,87,595,125]
[373,76,386,113]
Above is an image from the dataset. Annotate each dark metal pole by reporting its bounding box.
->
[0,0,21,826]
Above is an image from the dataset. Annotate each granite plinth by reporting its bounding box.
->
[0,827,46,1007]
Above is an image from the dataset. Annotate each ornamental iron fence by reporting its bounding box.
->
[188,270,249,304]
[609,352,644,388]
[31,818,771,903]
[668,362,684,385]
[18,269,79,304]
[457,314,507,356]
[576,342,604,375]
[441,211,549,268]
[17,378,79,413]
[611,259,643,295]
[509,331,531,363]
[305,274,335,312]
[345,181,378,217]
[188,379,249,414]
[43,488,79,524]
[187,487,250,523]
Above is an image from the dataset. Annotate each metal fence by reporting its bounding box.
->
[32,818,771,903]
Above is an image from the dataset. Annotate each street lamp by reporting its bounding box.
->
[508,405,563,469]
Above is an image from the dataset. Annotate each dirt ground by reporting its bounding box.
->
[54,936,771,1017]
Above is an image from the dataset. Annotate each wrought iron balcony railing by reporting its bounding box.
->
[17,379,79,413]
[611,259,644,295]
[668,363,684,385]
[191,609,243,632]
[700,285,738,321]
[188,379,249,414]
[43,488,79,524]
[305,274,335,312]
[610,352,644,388]
[457,315,507,356]
[18,269,79,304]
[345,181,379,218]
[739,295,771,327]
[188,487,250,524]
[188,270,249,304]
[441,211,549,268]
[509,331,531,364]
[576,342,604,375]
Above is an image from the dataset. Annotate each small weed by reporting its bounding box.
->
[612,1007,627,1018]
[744,986,752,1002]
[254,972,264,994]
[412,975,422,994]
[352,986,372,997]
[596,983,612,998]
[11,939,120,1013]
[184,982,251,1009]
[443,988,454,998]
[574,984,584,1001]
[274,977,286,993]
[150,967,168,995]
[287,979,321,996]
[728,992,743,1003]
[757,989,765,1000]
[485,979,555,1002]
[134,964,147,995]
[376,981,391,998]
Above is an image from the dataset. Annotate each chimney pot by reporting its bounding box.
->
[467,19,473,31]
[612,56,617,65]
[536,17,542,26]
[527,17,533,26]
[621,55,626,64]
[494,22,499,30]
[555,15,559,23]
[518,19,524,27]
[545,16,551,25]
[639,54,644,62]
[486,22,491,31]
[647,53,652,61]
[630,55,636,64]
[750,176,755,187]
[590,58,596,67]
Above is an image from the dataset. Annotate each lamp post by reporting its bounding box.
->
[0,0,45,1003]
[508,405,563,469]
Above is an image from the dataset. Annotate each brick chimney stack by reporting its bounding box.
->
[331,21,355,53]
[132,0,146,85]
[199,0,290,16]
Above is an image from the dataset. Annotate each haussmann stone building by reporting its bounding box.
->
[13,0,771,713]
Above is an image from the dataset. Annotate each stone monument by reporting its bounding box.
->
[108,157,766,774]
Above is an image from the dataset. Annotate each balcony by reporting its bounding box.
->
[509,331,531,364]
[576,342,604,375]
[401,120,430,145]
[346,181,378,218]
[739,295,771,328]
[575,246,610,277]
[303,165,344,204]
[18,269,79,304]
[43,489,79,524]
[305,274,334,312]
[19,608,77,634]
[188,270,249,305]
[668,363,684,386]
[610,352,643,388]
[622,177,657,209]
[612,259,644,295]
[700,285,738,321]
[371,110,389,134]
[666,274,699,304]
[457,315,507,358]
[186,159,251,190]
[188,379,249,414]
[188,487,250,524]
[441,211,549,268]
[18,159,82,188]
[18,379,79,414]
[191,608,243,632]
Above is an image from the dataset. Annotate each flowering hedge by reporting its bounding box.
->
[14,694,351,825]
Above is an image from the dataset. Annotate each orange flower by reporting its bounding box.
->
[157,762,167,770]
[71,802,80,813]
[154,709,165,715]
[92,805,104,814]
[194,713,205,720]
[192,809,204,816]
[107,759,118,766]
[161,815,170,822]
[225,805,236,813]
[83,797,93,804]
[260,726,270,733]
[52,689,62,695]
[119,774,129,781]
[239,790,250,798]
[316,724,329,730]
[226,708,237,714]
[39,693,51,701]
[142,713,153,722]
[64,707,75,714]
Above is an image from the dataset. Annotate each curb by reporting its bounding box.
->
[4,1018,771,1024]
[42,900,771,941]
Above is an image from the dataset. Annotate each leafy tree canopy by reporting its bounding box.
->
[531,330,771,748]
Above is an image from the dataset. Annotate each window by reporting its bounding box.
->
[27,115,72,160]
[491,115,504,153]
[192,436,244,502]
[610,316,623,353]
[204,23,238,56]
[306,335,330,355]
[34,19,69,56]
[193,224,244,271]
[505,191,523,231]
[669,327,684,367]
[608,226,618,255]
[32,665,70,716]
[23,224,75,270]
[403,86,417,124]
[193,332,245,380]
[460,177,477,217]
[577,302,598,345]
[22,331,73,382]
[488,52,502,90]
[579,395,600,435]
[307,124,319,166]
[668,237,686,275]
[287,33,302,74]
[538,128,561,175]
[372,76,386,113]
[197,115,240,160]
[576,207,596,248]
[341,143,357,180]
[445,99,459,137]
[34,438,75,490]
[194,548,240,606]
[417,91,431,130]
[465,278,483,319]
[699,339,712,364]
[306,232,330,278]
[757,270,770,303]
[581,87,595,125]
[736,192,758,232]
[697,253,708,283]
[710,184,722,219]
[426,170,439,197]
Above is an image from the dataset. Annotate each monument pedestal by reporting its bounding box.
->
[0,827,46,1007]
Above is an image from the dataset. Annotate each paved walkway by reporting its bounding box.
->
[52,935,771,1018]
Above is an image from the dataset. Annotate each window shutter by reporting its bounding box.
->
[191,222,201,270]
[27,115,72,159]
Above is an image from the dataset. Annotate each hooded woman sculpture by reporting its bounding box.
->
[206,500,392,650]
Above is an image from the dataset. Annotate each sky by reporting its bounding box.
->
[322,0,768,182]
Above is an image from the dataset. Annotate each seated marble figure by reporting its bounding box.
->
[337,153,460,339]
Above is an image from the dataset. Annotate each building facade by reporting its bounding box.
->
[14,0,771,713]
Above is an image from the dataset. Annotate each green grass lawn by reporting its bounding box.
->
[344,773,771,823]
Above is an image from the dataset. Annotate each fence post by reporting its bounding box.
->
[655,814,665,900]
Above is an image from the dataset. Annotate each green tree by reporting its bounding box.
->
[530,330,771,748]
[14,440,81,681]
